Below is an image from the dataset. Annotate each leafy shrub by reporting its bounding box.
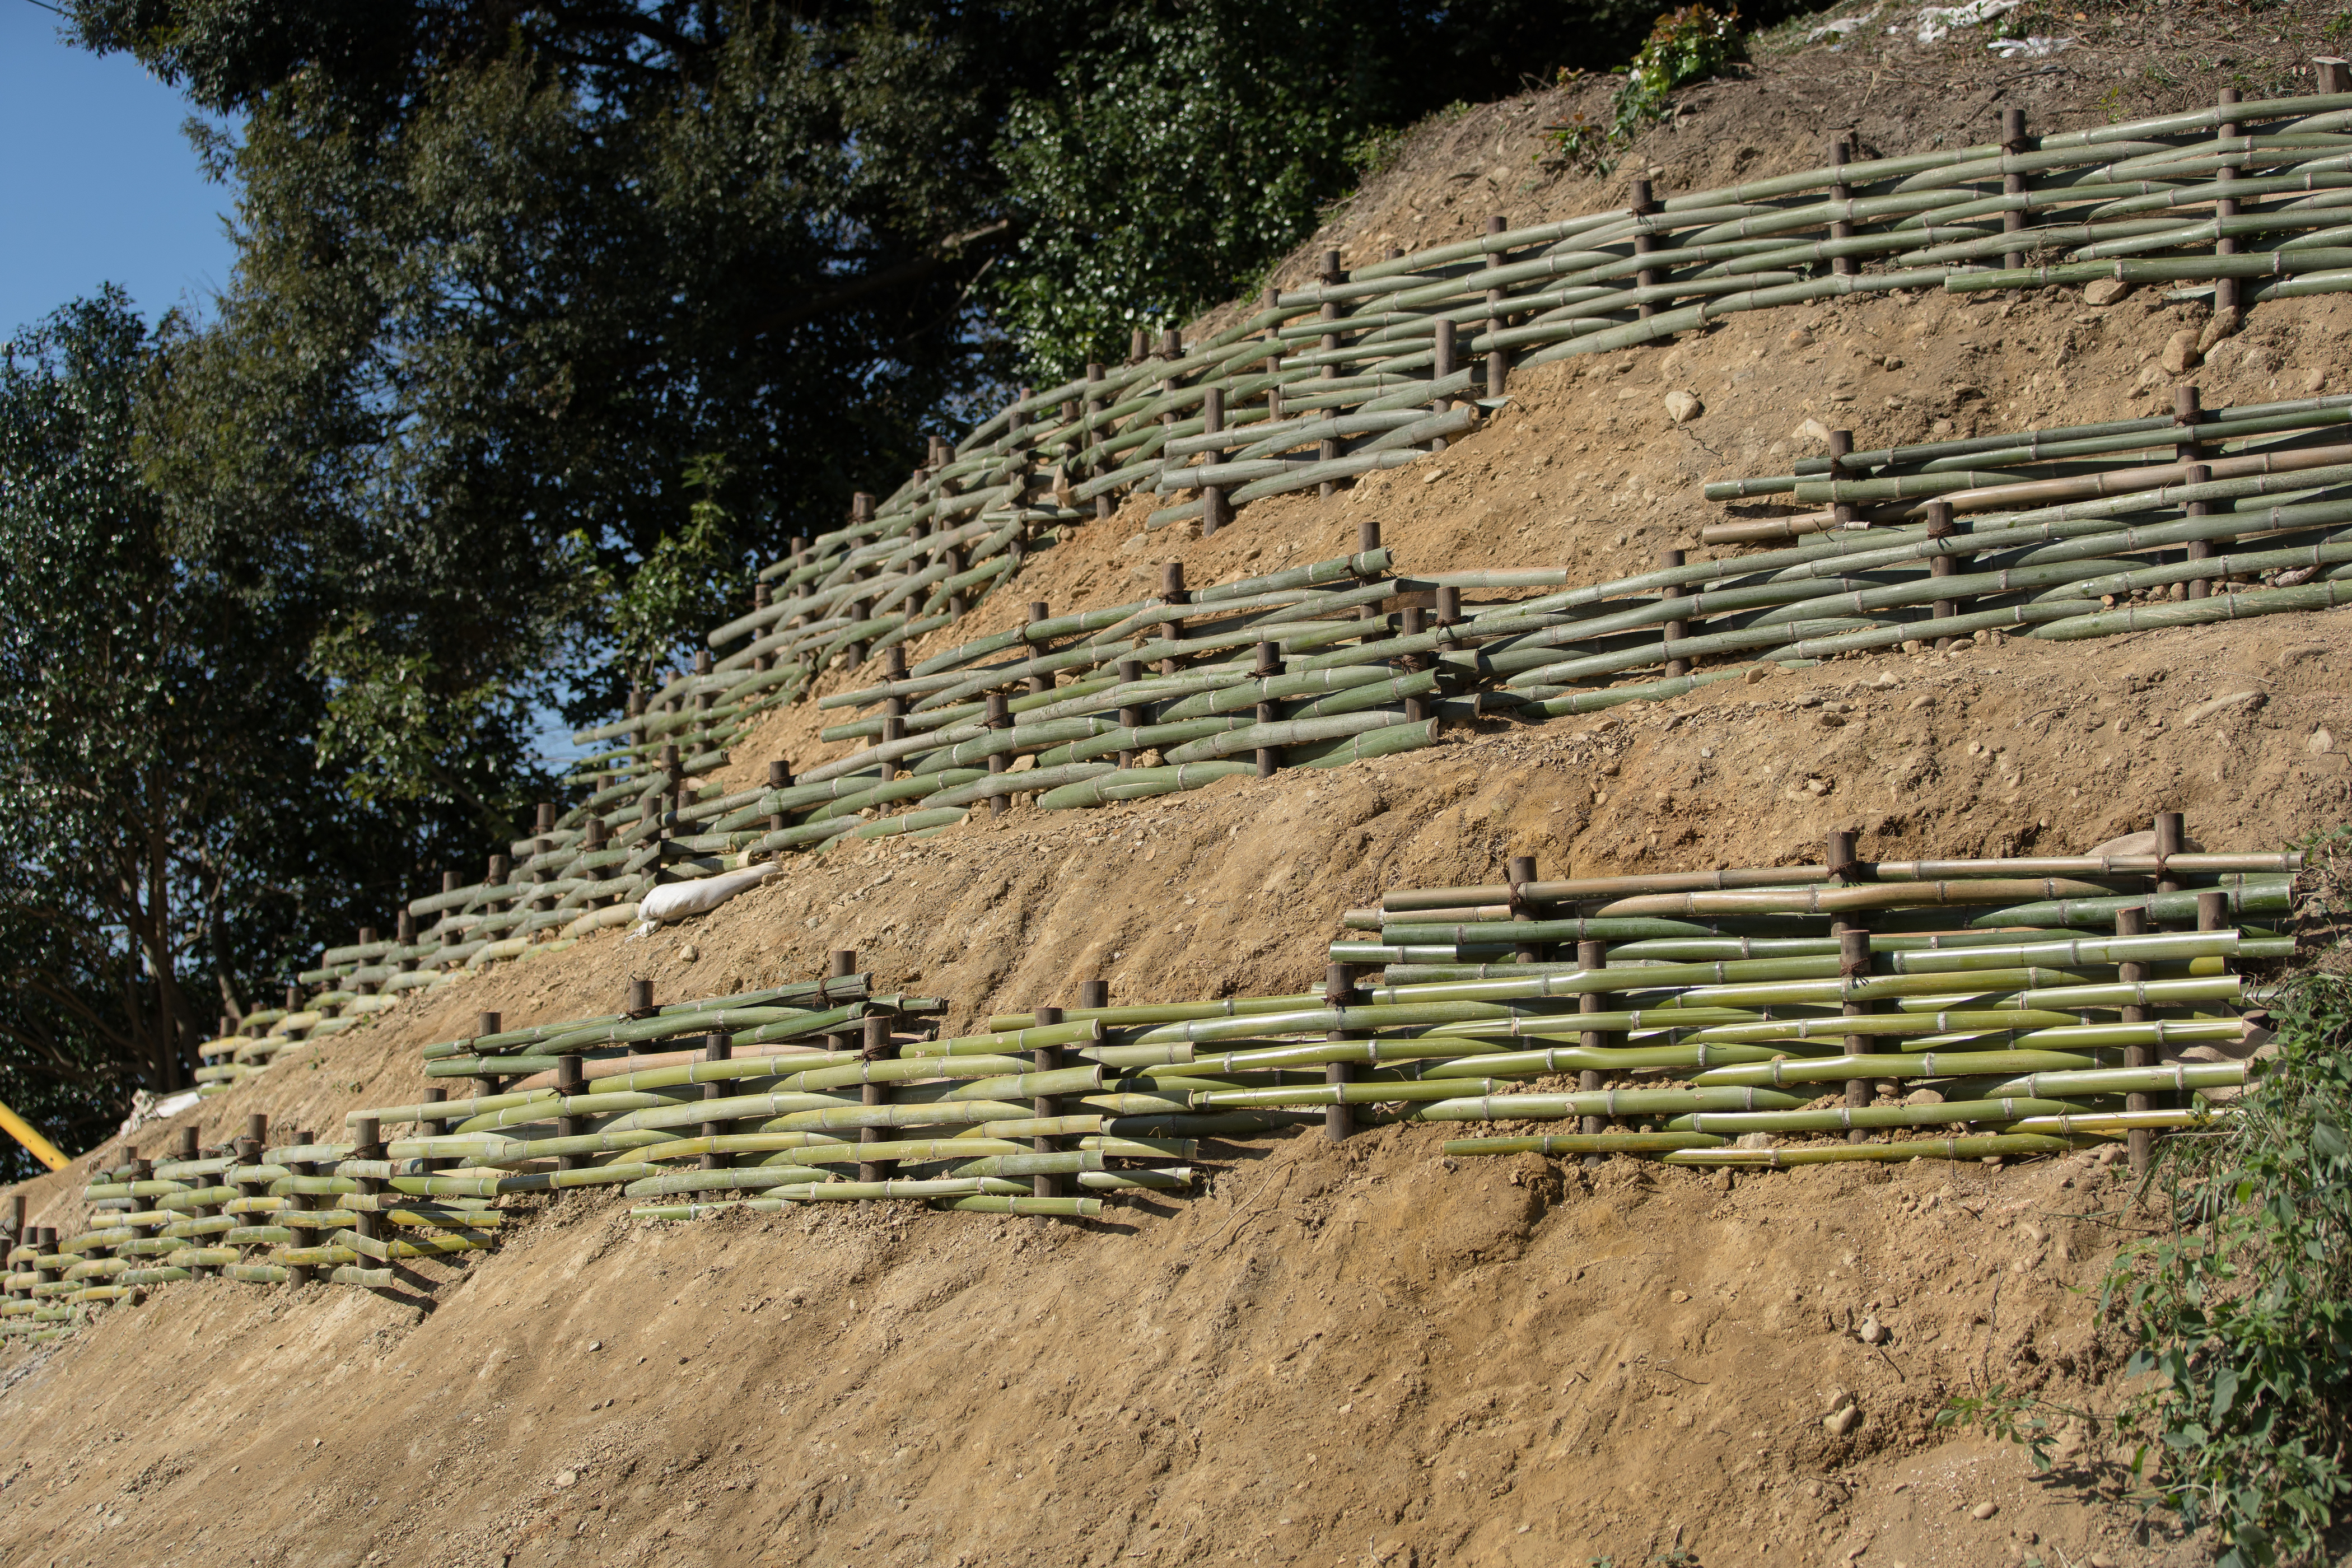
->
[1612,5,1746,141]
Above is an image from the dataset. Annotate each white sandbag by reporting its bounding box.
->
[637,863,777,925]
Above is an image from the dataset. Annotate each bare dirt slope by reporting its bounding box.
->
[6,10,2352,1567]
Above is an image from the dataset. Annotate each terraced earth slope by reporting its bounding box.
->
[3,10,2350,1566]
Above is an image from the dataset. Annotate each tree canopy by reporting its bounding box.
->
[1,0,1800,1160]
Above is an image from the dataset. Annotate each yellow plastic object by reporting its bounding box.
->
[0,1099,69,1172]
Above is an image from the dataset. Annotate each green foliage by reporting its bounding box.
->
[983,1,1361,382]
[608,455,750,685]
[1935,1384,2069,1471]
[2101,975,2352,1567]
[1543,6,1744,171]
[1939,971,2352,1567]
[1612,5,1745,142]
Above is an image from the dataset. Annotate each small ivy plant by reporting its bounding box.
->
[1541,6,1745,175]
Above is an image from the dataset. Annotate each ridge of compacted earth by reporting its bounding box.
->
[7,14,2352,1566]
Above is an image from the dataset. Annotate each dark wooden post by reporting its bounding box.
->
[1827,134,1855,276]
[2117,904,2154,1174]
[1253,641,1282,779]
[699,1032,732,1173]
[1201,385,1228,539]
[1630,180,1663,322]
[1485,213,1511,392]
[1158,563,1188,679]
[1324,963,1358,1142]
[984,693,1013,818]
[1031,1004,1065,1199]
[2001,109,2031,270]
[1318,250,1345,497]
[857,1015,898,1184]
[1430,319,1457,453]
[2214,89,2242,316]
[1508,856,1541,964]
[1659,549,1691,678]
[472,1011,504,1102]
[1576,940,1613,1139]
[556,1053,588,1172]
[1117,658,1146,770]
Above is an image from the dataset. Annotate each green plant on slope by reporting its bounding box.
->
[1542,6,1744,172]
[2101,972,2352,1566]
[1940,964,2352,1567]
[1612,5,1745,142]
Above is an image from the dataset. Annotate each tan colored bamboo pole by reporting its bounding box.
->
[1576,939,1612,1141]
[1033,1003,1066,1199]
[1324,963,1359,1142]
[2117,903,2153,1174]
[1485,215,1510,393]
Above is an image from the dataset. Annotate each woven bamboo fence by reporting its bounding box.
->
[2,822,2311,1342]
[221,75,2352,1025]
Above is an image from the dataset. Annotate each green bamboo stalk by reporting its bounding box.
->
[1659,1133,2084,1167]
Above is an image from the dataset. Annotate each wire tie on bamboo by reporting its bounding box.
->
[816,948,857,1011]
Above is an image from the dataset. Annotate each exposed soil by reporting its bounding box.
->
[6,8,2352,1566]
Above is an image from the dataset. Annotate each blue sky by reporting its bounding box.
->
[2,2,237,339]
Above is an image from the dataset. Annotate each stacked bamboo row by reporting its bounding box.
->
[979,818,2296,1173]
[277,81,2352,1029]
